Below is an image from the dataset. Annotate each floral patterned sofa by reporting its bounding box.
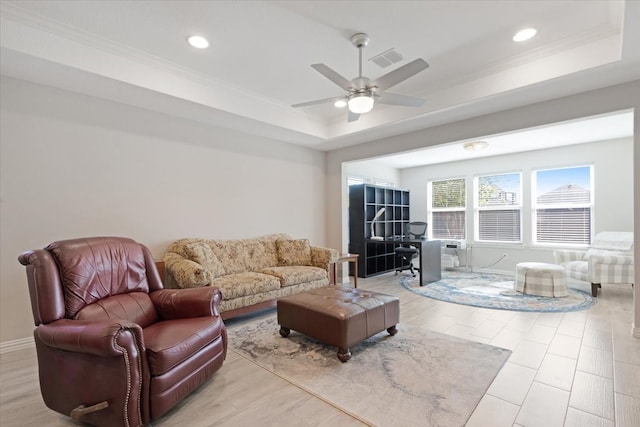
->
[162,234,339,319]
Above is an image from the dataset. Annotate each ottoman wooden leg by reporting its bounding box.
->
[591,283,601,297]
[387,325,398,336]
[337,347,352,362]
[279,326,291,337]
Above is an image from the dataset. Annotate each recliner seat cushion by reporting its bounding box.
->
[144,316,225,375]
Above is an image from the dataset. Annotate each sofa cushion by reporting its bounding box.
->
[210,236,280,274]
[276,239,311,266]
[183,242,226,278]
[210,272,281,299]
[260,266,327,287]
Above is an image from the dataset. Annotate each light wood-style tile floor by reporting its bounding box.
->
[1,272,638,426]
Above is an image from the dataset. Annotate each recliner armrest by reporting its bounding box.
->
[150,287,223,319]
[36,319,143,357]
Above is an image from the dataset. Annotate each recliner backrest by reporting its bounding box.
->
[46,237,155,322]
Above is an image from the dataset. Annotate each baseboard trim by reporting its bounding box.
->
[0,337,34,354]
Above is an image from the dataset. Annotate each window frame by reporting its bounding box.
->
[532,164,594,247]
[474,171,523,244]
[427,177,467,240]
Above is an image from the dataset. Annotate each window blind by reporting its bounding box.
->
[534,166,592,245]
[476,172,522,243]
[430,178,466,239]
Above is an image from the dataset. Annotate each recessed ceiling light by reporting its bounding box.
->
[513,28,537,42]
[463,141,489,152]
[187,35,209,49]
[334,99,347,108]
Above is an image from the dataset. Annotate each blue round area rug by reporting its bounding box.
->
[400,271,595,312]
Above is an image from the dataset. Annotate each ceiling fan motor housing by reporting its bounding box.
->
[351,33,370,48]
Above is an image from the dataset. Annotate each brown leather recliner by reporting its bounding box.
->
[18,236,227,427]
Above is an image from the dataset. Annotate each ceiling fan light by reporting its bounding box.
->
[348,94,374,114]
[334,99,347,108]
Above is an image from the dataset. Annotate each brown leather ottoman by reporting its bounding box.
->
[277,286,400,362]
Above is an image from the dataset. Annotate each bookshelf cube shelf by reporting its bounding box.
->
[348,184,411,278]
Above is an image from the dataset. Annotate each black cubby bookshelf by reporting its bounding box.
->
[348,184,410,278]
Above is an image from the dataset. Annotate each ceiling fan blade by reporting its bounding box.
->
[292,96,344,108]
[378,92,425,107]
[372,58,429,92]
[348,110,360,122]
[311,64,352,91]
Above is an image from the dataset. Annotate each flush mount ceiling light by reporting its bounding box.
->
[463,141,489,152]
[187,35,209,49]
[513,28,537,42]
[334,99,347,108]
[347,93,375,114]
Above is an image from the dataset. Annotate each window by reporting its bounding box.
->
[429,178,466,239]
[533,165,592,245]
[475,172,521,242]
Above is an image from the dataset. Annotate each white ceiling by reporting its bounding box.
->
[360,110,634,169]
[1,1,639,152]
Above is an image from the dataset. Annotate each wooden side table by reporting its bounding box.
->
[331,253,359,288]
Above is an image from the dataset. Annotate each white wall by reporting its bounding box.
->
[400,138,633,272]
[0,77,327,343]
[345,161,400,187]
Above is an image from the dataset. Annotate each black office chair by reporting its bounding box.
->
[394,222,428,277]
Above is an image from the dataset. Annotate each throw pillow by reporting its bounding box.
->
[277,239,311,266]
[183,242,226,278]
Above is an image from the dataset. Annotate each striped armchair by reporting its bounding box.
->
[554,231,634,297]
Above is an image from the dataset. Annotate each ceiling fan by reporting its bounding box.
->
[292,33,429,122]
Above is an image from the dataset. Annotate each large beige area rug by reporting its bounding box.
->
[227,315,511,427]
